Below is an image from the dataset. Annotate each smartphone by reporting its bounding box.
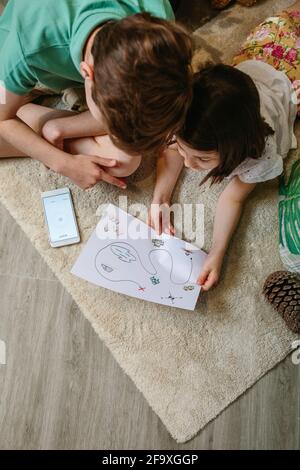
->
[41,188,80,248]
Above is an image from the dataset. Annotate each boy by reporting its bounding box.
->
[0,0,193,189]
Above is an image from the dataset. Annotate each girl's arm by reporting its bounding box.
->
[148,145,184,234]
[199,176,257,291]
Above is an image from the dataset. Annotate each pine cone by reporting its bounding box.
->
[263,271,300,333]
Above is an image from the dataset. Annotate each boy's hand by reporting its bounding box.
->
[62,154,127,190]
[197,251,224,291]
[147,200,175,236]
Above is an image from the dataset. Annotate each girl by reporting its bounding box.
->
[150,1,300,291]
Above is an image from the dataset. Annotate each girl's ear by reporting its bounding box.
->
[80,62,94,81]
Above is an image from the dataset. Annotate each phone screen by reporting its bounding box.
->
[43,192,78,243]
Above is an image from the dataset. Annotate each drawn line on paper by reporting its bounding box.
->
[161,291,183,305]
[94,242,196,294]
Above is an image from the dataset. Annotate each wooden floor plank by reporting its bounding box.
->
[0,203,299,449]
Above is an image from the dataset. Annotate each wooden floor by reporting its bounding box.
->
[0,202,299,450]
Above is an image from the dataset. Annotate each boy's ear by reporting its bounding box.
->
[80,62,94,81]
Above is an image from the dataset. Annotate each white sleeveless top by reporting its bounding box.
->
[225,60,298,184]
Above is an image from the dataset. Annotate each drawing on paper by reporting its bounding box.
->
[94,241,195,304]
[152,239,164,248]
[161,291,183,305]
[71,205,208,310]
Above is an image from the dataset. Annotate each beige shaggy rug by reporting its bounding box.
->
[0,0,298,443]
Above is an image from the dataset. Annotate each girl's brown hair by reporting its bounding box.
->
[91,13,193,156]
[177,63,274,186]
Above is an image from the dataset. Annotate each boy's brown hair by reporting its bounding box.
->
[91,13,193,156]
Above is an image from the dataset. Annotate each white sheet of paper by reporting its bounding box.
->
[71,205,208,310]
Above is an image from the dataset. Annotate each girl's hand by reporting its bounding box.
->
[61,154,127,190]
[197,251,224,291]
[147,200,175,236]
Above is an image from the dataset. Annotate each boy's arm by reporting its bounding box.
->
[149,144,184,234]
[198,176,257,291]
[0,88,123,189]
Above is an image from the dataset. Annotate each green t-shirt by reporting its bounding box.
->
[0,0,174,95]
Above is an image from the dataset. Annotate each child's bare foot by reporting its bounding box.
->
[93,135,141,177]
[65,134,141,178]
